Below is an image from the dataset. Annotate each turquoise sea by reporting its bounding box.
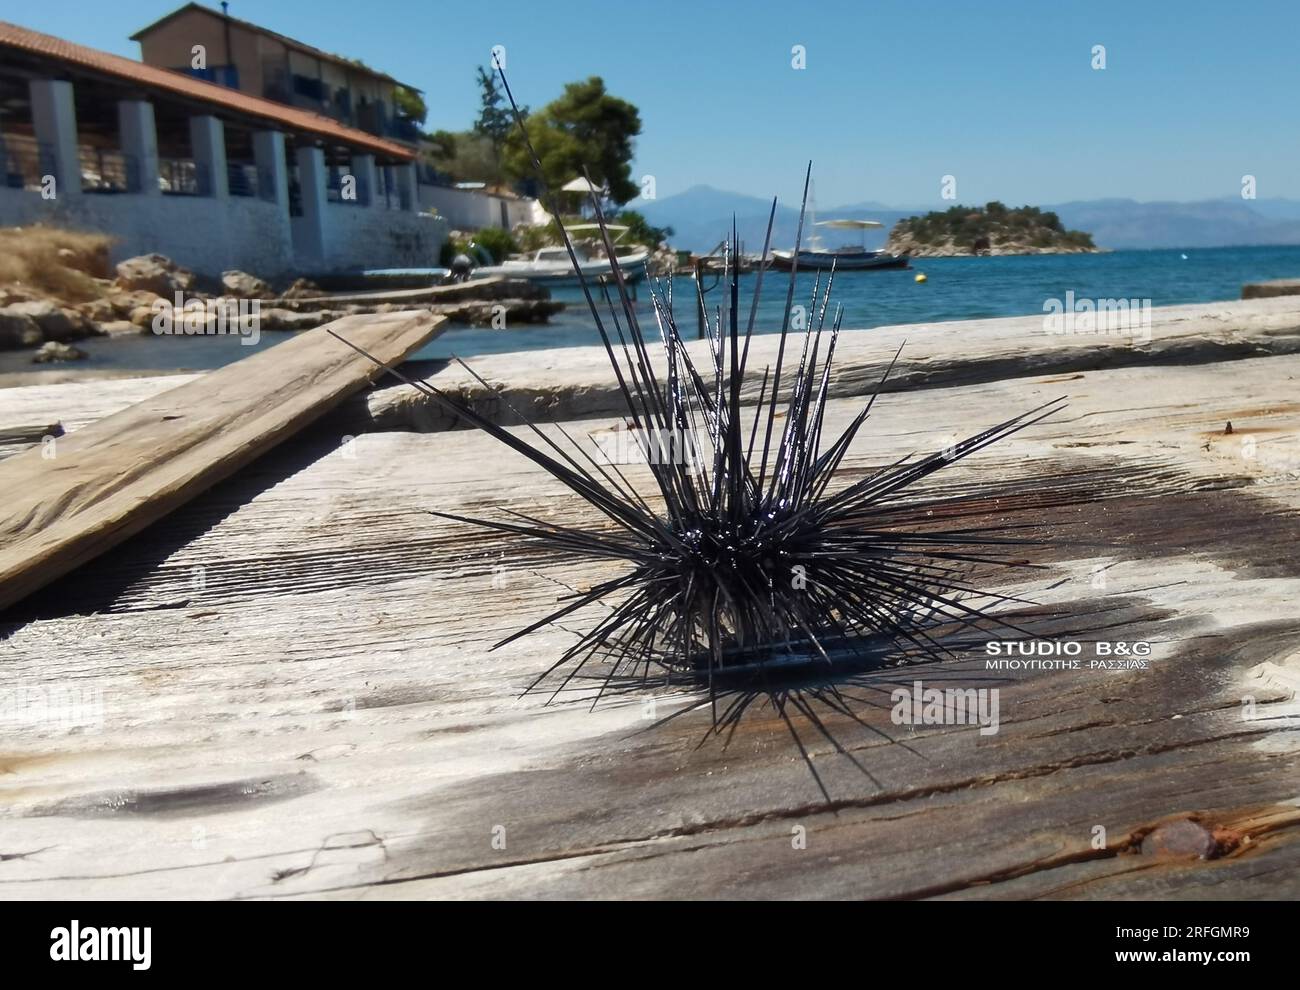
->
[11,244,1300,376]
[424,244,1300,360]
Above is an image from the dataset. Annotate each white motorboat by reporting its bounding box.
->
[472,224,649,286]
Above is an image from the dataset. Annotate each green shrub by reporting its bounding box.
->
[469,226,518,264]
[515,222,562,253]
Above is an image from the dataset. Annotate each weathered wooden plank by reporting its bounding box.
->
[353,296,1300,432]
[0,310,444,613]
[0,422,62,462]
[7,298,1300,441]
[1243,279,1300,300]
[1,350,1298,899]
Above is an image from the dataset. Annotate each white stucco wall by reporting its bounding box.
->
[0,187,295,279]
[417,184,543,232]
[317,203,448,271]
[0,187,448,277]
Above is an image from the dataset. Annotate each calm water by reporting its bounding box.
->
[424,244,1300,360]
[10,245,1299,376]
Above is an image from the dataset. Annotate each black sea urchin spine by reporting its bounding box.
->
[329,62,1066,724]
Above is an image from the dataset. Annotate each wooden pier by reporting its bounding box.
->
[1,300,1298,899]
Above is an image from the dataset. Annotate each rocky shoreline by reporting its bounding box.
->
[0,230,563,367]
[887,234,1101,258]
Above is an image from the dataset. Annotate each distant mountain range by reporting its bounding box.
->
[632,185,1300,253]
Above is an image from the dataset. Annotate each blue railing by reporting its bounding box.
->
[227,163,260,198]
[80,149,142,193]
[0,136,57,190]
[374,169,409,210]
[1,140,140,193]
[159,158,212,196]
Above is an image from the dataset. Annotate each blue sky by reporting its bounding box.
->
[12,0,1300,207]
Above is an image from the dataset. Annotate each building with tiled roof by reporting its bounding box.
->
[130,3,424,145]
[0,17,445,277]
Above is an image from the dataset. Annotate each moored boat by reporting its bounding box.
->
[472,224,649,286]
[770,219,909,271]
[769,247,910,270]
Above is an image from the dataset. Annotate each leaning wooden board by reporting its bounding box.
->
[0,310,443,613]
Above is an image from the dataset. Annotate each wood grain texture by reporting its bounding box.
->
[8,297,1300,439]
[0,374,203,443]
[2,345,1299,899]
[0,311,444,612]
[353,296,1300,432]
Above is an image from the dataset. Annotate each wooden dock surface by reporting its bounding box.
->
[2,330,1298,898]
[354,295,1300,432]
[0,311,444,612]
[1242,279,1300,300]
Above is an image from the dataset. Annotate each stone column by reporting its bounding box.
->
[117,100,160,195]
[350,153,376,206]
[189,115,228,198]
[28,78,81,198]
[294,144,328,264]
[253,130,288,209]
[394,162,418,212]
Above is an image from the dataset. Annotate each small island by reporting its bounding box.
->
[886,203,1098,257]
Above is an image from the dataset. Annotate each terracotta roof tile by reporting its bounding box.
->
[0,19,415,161]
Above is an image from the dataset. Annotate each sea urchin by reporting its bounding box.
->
[330,70,1065,724]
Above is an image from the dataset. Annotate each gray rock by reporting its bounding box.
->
[77,297,118,323]
[130,305,164,330]
[221,270,274,299]
[1,300,94,342]
[281,277,322,299]
[114,253,196,297]
[109,289,166,318]
[0,308,44,350]
[32,340,89,363]
[259,308,334,332]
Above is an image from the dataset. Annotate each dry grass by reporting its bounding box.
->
[0,225,114,304]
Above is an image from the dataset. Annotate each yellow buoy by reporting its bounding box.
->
[914,272,927,283]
